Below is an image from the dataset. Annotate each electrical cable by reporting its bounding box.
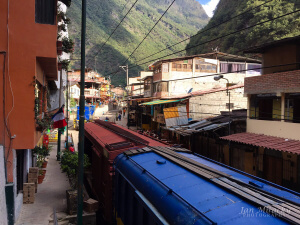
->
[92,0,140,59]
[122,0,176,65]
[133,0,273,65]
[109,0,177,78]
[106,9,300,77]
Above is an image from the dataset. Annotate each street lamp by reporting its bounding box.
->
[214,75,231,135]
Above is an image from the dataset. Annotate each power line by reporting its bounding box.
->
[93,0,140,59]
[133,0,273,65]
[122,0,176,65]
[107,9,300,77]
[110,0,177,79]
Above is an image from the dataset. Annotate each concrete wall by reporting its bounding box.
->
[190,87,247,120]
[0,146,8,225]
[169,72,248,96]
[247,119,300,140]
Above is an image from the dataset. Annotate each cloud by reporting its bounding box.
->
[203,0,220,17]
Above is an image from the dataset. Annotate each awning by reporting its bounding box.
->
[140,99,187,106]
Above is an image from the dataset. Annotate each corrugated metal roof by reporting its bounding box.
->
[197,122,229,131]
[220,132,300,154]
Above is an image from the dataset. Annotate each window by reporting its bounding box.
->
[154,82,168,92]
[285,93,300,123]
[220,62,246,73]
[35,0,56,25]
[144,80,151,91]
[250,94,281,121]
[162,63,169,73]
[183,64,187,69]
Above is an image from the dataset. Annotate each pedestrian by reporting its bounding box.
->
[69,144,75,153]
[123,108,126,117]
[118,113,121,121]
[105,116,109,121]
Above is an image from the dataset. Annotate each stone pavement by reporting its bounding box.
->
[15,142,70,225]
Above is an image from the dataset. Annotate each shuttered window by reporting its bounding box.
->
[35,0,56,25]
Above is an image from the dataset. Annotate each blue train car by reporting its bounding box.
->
[114,146,300,225]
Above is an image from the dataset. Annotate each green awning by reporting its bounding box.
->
[140,99,186,106]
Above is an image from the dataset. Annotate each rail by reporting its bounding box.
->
[53,208,58,225]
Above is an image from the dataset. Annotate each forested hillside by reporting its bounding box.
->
[67,0,209,85]
[186,0,300,56]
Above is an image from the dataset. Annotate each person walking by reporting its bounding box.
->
[123,108,126,117]
[118,113,122,121]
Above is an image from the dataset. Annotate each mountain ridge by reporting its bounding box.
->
[67,0,209,85]
[186,0,300,56]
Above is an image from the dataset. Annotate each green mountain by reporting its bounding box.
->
[67,0,209,85]
[186,0,300,56]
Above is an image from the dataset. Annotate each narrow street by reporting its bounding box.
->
[15,143,70,225]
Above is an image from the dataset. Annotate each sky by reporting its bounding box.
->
[197,0,220,17]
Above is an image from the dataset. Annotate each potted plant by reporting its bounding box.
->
[38,170,44,184]
[60,150,90,214]
[60,59,70,71]
[62,37,74,53]
[36,113,53,132]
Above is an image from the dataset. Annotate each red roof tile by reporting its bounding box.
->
[220,132,300,154]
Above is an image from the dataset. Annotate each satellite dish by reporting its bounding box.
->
[187,88,193,94]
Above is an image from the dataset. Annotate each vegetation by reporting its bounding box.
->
[186,0,300,56]
[36,113,53,131]
[67,0,209,85]
[60,150,90,189]
[33,145,51,167]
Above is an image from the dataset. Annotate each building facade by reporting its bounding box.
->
[0,0,70,222]
[220,36,300,191]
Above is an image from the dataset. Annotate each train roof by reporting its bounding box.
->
[85,120,166,151]
[114,147,300,225]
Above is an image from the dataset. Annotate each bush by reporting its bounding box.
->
[60,150,90,189]
[32,145,51,167]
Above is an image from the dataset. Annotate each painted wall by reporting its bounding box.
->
[0,0,58,182]
[190,87,247,120]
[247,119,300,140]
[169,72,248,96]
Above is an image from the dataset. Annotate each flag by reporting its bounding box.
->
[52,106,67,129]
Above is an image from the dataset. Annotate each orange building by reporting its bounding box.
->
[0,0,70,222]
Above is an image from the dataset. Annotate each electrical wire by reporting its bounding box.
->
[133,0,273,65]
[122,0,176,65]
[106,9,300,77]
[93,0,140,59]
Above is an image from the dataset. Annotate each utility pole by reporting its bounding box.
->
[66,70,69,151]
[78,0,86,223]
[119,65,129,129]
[57,68,63,161]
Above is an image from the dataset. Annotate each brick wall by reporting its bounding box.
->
[190,87,247,119]
[245,69,300,94]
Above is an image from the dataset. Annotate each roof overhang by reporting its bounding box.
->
[244,36,300,53]
[37,57,57,80]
